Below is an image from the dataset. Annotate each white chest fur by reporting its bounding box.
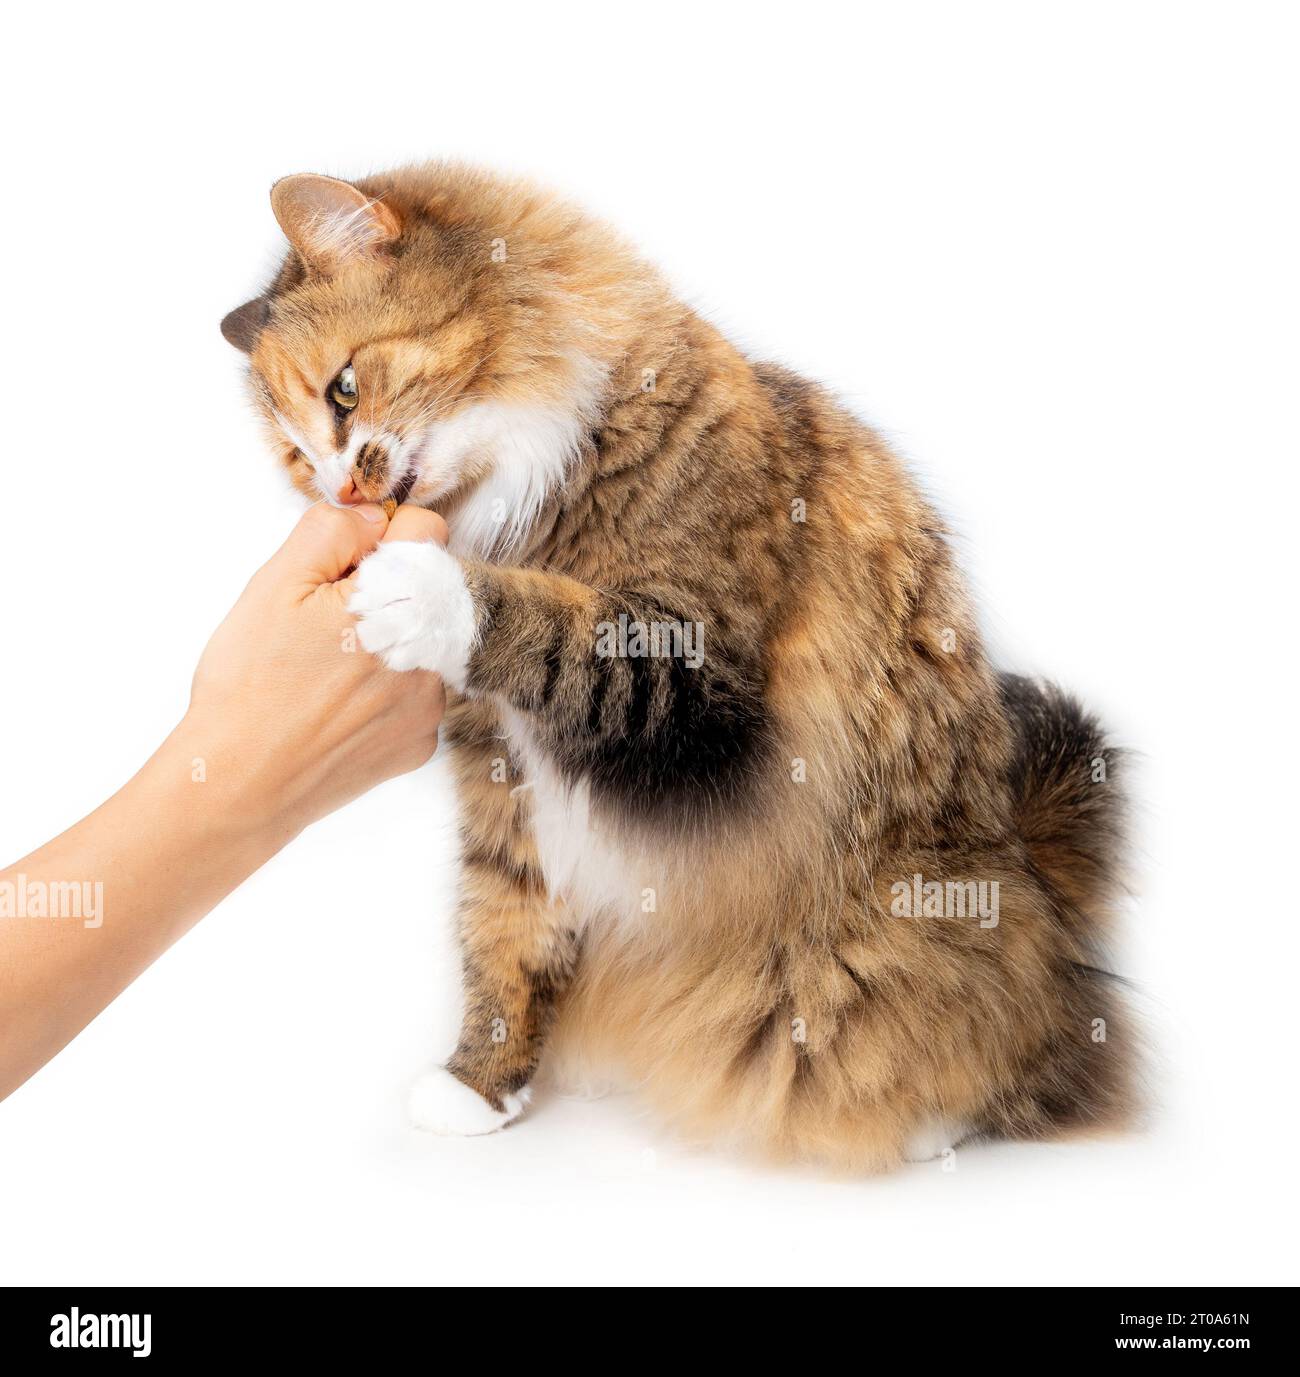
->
[498,706,654,927]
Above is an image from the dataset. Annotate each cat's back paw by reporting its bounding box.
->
[407,1067,530,1136]
[902,1116,969,1163]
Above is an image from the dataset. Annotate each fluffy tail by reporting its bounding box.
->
[998,673,1127,953]
[989,674,1135,1138]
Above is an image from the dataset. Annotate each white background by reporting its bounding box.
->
[1,1,1296,1287]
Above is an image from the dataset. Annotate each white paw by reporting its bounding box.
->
[407,1067,530,1137]
[348,540,477,689]
[903,1117,967,1163]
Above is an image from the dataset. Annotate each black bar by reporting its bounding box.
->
[0,1286,1270,1360]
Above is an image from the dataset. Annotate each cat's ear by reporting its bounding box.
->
[270,174,400,274]
[220,295,269,353]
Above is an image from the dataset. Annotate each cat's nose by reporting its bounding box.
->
[334,474,363,505]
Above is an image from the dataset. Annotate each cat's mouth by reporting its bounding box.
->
[386,468,418,508]
[388,417,495,510]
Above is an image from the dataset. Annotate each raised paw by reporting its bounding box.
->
[407,1066,531,1137]
[347,540,478,688]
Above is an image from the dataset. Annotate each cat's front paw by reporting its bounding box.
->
[348,540,478,689]
[407,1067,530,1136]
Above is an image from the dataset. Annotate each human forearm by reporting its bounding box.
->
[0,502,449,1103]
[0,717,286,1099]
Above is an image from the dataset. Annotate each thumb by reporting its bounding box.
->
[329,505,452,604]
[274,502,389,593]
[383,504,450,546]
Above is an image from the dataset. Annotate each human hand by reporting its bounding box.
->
[183,503,449,839]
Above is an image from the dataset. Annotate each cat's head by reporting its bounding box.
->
[223,167,616,555]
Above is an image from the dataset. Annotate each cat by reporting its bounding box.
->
[221,164,1132,1170]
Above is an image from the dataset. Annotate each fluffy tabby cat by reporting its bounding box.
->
[222,164,1132,1170]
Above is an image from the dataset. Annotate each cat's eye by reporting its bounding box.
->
[329,365,359,411]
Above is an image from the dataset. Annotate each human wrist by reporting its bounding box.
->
[152,710,306,860]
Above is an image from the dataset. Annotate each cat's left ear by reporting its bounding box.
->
[220,295,269,353]
[270,174,400,275]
